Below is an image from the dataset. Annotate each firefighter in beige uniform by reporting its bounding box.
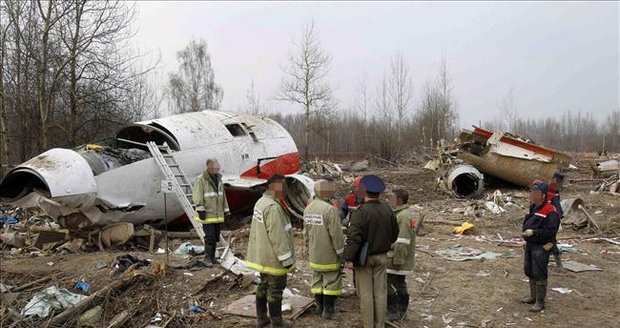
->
[303,178,345,320]
[246,174,295,328]
[192,158,230,267]
[386,189,423,322]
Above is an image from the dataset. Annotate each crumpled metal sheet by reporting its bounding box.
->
[21,286,87,318]
[434,246,513,262]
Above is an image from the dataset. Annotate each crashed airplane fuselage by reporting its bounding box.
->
[0,110,313,228]
[458,127,571,188]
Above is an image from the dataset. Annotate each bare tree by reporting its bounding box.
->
[498,86,517,131]
[355,73,370,124]
[605,110,620,152]
[389,51,413,145]
[245,80,263,115]
[1,0,154,166]
[375,76,397,159]
[168,39,222,113]
[415,57,458,147]
[0,5,10,176]
[277,20,336,160]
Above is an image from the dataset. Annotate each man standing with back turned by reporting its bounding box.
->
[343,175,399,328]
[303,178,345,320]
[193,158,230,267]
[246,174,296,328]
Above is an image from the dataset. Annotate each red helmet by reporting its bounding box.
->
[353,176,362,188]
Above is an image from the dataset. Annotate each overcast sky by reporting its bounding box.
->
[133,1,619,128]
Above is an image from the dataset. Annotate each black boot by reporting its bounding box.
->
[203,244,214,268]
[268,299,292,328]
[520,280,536,304]
[210,242,219,265]
[386,294,400,321]
[322,295,336,320]
[256,296,270,328]
[398,294,409,320]
[530,280,547,312]
[313,294,323,315]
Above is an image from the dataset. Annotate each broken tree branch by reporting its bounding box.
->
[10,275,54,292]
[50,271,155,327]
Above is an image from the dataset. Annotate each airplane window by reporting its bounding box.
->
[225,124,247,137]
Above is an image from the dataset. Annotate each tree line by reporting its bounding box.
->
[0,0,163,177]
[1,5,616,181]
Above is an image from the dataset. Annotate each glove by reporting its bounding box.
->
[198,210,206,220]
[521,229,533,237]
[543,243,554,252]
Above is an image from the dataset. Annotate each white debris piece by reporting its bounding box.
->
[22,286,87,318]
[485,201,506,214]
[552,287,573,294]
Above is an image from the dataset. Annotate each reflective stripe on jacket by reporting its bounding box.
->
[303,197,345,272]
[246,193,296,276]
[387,205,420,275]
[192,172,229,224]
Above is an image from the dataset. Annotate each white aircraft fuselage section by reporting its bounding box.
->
[0,110,311,228]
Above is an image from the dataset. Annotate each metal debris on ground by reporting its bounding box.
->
[221,294,314,320]
[484,201,506,214]
[561,260,603,273]
[350,159,369,172]
[21,286,88,318]
[551,287,573,294]
[434,246,514,262]
[173,242,205,255]
[594,173,620,194]
[307,159,343,177]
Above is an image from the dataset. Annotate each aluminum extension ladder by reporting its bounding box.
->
[146,141,227,249]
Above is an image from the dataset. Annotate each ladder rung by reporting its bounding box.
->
[168,164,179,167]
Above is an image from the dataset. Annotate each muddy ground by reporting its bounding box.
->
[1,156,619,328]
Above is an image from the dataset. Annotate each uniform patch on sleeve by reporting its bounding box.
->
[253,208,264,222]
[304,214,323,225]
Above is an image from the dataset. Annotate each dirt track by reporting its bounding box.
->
[1,164,619,328]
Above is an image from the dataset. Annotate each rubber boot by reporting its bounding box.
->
[520,280,536,304]
[256,296,270,328]
[398,294,409,320]
[269,299,292,328]
[322,295,336,320]
[203,244,214,268]
[313,294,323,315]
[386,294,400,321]
[210,242,219,265]
[529,280,547,312]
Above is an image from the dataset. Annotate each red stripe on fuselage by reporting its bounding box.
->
[241,152,300,179]
[473,127,556,158]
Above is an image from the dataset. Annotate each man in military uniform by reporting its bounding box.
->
[193,158,230,267]
[246,174,295,328]
[343,175,399,328]
[303,178,345,320]
[521,182,560,312]
[386,189,423,321]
